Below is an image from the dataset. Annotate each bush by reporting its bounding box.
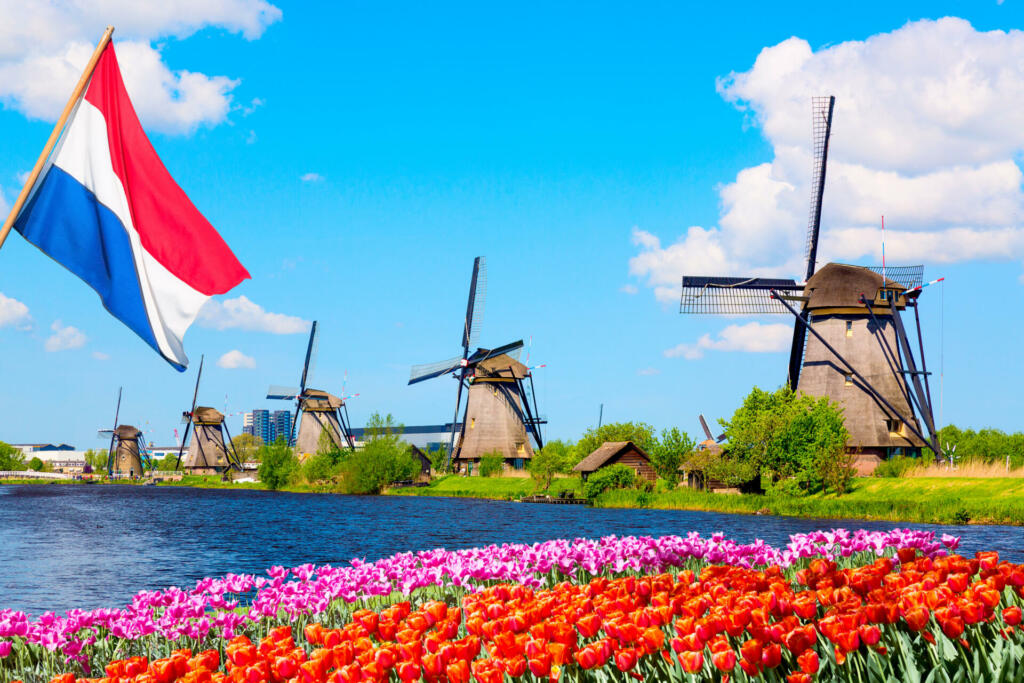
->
[28,456,45,472]
[302,453,342,483]
[429,445,452,474]
[583,464,636,499]
[928,425,1024,468]
[874,455,920,478]
[257,439,300,490]
[478,452,504,478]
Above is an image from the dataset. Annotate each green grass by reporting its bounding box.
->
[386,474,582,501]
[388,475,1024,525]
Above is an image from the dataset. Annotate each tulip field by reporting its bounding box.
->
[2,530,1024,683]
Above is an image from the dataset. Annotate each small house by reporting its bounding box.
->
[573,441,656,482]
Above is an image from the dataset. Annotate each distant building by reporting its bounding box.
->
[11,443,75,456]
[247,410,271,444]
[271,410,293,445]
[242,412,254,436]
[350,424,462,452]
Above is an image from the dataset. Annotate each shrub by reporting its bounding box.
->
[583,464,636,499]
[257,439,299,490]
[819,447,857,494]
[874,455,920,478]
[478,452,504,478]
[28,456,45,471]
[302,453,342,483]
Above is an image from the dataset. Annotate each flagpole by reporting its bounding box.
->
[0,25,114,251]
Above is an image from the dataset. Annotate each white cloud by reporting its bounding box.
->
[300,172,324,183]
[45,320,86,351]
[620,284,638,294]
[637,367,661,376]
[0,292,31,329]
[665,322,792,360]
[217,349,255,368]
[0,1,281,134]
[632,18,1024,297]
[198,295,309,334]
[92,351,110,360]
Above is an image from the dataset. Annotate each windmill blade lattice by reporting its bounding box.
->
[804,96,835,280]
[464,257,487,351]
[680,276,803,315]
[864,265,923,291]
[409,356,465,384]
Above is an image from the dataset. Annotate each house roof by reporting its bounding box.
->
[573,441,649,473]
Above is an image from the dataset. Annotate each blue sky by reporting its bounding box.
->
[0,1,1022,449]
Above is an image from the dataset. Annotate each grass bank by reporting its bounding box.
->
[387,475,1024,525]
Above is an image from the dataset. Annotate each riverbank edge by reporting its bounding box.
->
[5,475,1022,526]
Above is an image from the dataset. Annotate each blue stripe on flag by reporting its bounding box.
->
[15,165,168,364]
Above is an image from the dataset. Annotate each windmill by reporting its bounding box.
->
[679,96,940,472]
[175,355,242,473]
[697,414,725,452]
[409,256,545,472]
[97,389,148,478]
[268,321,356,457]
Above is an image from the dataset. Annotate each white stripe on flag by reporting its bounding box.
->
[49,99,208,366]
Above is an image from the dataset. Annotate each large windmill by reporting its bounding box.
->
[679,96,940,472]
[98,389,149,478]
[409,256,545,472]
[174,356,243,473]
[268,321,356,457]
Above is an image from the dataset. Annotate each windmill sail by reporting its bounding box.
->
[463,257,487,352]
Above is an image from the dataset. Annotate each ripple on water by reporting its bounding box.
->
[1,484,1021,615]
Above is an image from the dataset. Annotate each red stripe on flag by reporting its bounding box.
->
[84,43,250,296]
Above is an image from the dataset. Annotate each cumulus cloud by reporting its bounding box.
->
[300,172,324,183]
[217,349,255,368]
[198,295,309,334]
[0,1,281,134]
[665,322,792,360]
[45,320,86,351]
[632,18,1024,297]
[0,292,31,329]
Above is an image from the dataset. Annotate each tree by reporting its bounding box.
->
[231,433,263,463]
[720,386,849,492]
[257,438,299,490]
[572,422,658,467]
[83,448,109,473]
[528,440,573,491]
[0,442,26,471]
[339,412,418,494]
[428,445,451,474]
[649,428,695,487]
[28,456,45,472]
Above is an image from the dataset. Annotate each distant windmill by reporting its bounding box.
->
[698,414,726,451]
[268,321,356,457]
[679,96,940,471]
[98,389,147,478]
[175,356,242,473]
[409,256,545,472]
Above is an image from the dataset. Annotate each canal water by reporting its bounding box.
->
[1,484,1021,615]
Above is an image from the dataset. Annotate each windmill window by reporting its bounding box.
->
[845,321,853,337]
[516,442,525,455]
[844,374,853,386]
[470,418,476,429]
[887,419,903,435]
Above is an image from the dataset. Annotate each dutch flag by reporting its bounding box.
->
[12,41,250,371]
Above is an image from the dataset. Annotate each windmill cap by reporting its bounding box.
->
[302,388,344,409]
[805,263,905,310]
[115,425,141,439]
[192,406,225,423]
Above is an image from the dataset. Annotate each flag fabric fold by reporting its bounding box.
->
[14,41,250,371]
